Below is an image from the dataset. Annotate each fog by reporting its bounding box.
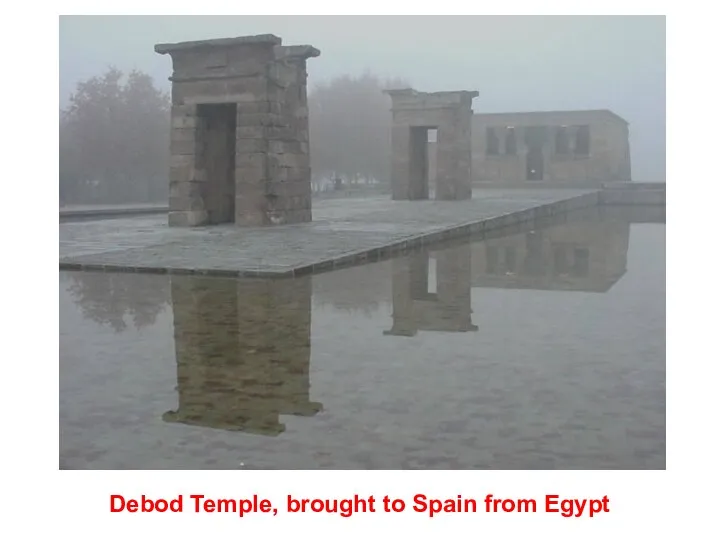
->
[59,15,665,196]
[59,16,666,471]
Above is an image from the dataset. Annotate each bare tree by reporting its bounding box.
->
[308,72,409,185]
[64,272,170,332]
[59,67,170,205]
[59,68,408,204]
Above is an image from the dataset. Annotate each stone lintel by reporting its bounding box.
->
[383,87,415,96]
[155,34,282,55]
[274,45,321,60]
[385,87,479,110]
[384,88,479,98]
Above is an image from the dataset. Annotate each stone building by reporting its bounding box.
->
[385,88,478,200]
[154,34,319,227]
[472,110,631,187]
[163,275,322,435]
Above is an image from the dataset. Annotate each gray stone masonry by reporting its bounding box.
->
[385,88,478,201]
[155,34,320,227]
[472,109,632,187]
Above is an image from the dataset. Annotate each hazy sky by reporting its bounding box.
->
[59,15,665,182]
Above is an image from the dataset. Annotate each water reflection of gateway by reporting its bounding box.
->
[384,247,478,336]
[163,276,322,436]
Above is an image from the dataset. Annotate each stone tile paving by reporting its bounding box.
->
[59,189,598,277]
[59,203,168,222]
[61,202,167,213]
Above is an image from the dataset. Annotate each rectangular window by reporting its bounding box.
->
[575,125,590,155]
[555,126,570,154]
[486,127,499,155]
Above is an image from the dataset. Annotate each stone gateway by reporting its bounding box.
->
[155,34,320,227]
[385,88,478,201]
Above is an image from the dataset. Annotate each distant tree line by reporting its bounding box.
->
[59,68,170,204]
[59,68,409,205]
[308,72,408,186]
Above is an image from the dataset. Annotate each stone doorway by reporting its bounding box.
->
[409,127,432,200]
[526,147,544,180]
[155,34,320,227]
[196,103,237,224]
[406,127,439,199]
[524,125,546,181]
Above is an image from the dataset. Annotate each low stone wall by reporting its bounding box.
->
[472,181,666,206]
[473,180,608,190]
[59,204,168,222]
[303,190,602,275]
[600,182,666,206]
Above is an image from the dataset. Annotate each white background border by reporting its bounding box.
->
[4,2,715,536]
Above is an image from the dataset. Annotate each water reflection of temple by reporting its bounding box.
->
[384,247,478,336]
[381,206,646,336]
[163,275,322,436]
[471,207,631,292]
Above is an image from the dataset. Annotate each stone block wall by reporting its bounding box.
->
[155,35,319,227]
[472,110,632,187]
[386,89,478,201]
[600,182,666,205]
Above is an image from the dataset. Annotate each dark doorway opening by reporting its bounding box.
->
[526,147,544,180]
[409,252,437,301]
[555,126,570,154]
[196,103,237,224]
[524,125,546,181]
[409,127,434,200]
[505,127,517,155]
[575,125,590,156]
[486,127,500,155]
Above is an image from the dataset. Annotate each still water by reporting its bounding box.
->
[59,206,665,469]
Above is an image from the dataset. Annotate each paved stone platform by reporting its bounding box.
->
[60,202,168,221]
[59,189,600,277]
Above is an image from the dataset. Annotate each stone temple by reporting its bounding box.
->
[152,33,634,229]
[155,34,319,227]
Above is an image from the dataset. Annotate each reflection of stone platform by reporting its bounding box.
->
[59,189,601,278]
